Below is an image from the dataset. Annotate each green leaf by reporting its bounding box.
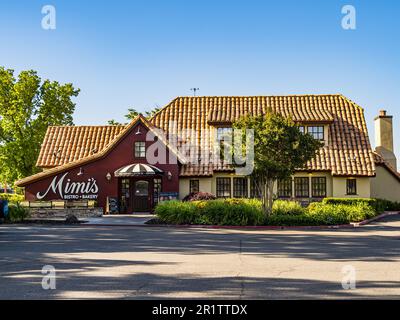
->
[0,66,79,184]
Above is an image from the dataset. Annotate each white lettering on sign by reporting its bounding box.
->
[36,172,99,200]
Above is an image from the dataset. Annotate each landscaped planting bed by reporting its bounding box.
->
[155,199,265,226]
[266,200,376,226]
[153,197,398,227]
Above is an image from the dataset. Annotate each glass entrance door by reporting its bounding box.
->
[133,180,150,212]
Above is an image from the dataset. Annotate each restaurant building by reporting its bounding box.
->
[15,95,400,213]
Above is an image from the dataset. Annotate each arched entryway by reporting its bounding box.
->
[115,164,163,213]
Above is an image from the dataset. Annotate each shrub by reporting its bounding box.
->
[322,197,376,207]
[155,200,199,224]
[0,193,24,204]
[156,198,380,227]
[200,199,264,226]
[182,192,217,202]
[7,203,30,222]
[155,198,264,226]
[265,214,320,226]
[374,199,400,212]
[323,197,400,214]
[272,200,305,215]
[265,201,377,226]
[307,202,376,224]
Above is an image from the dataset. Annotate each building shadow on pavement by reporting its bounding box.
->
[0,215,399,299]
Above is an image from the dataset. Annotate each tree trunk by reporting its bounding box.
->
[260,178,275,216]
[262,181,268,214]
[267,179,274,214]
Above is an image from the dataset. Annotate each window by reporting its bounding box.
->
[154,179,162,193]
[135,180,149,196]
[298,126,305,134]
[134,141,146,158]
[216,177,231,198]
[307,126,324,140]
[120,179,130,213]
[190,180,199,193]
[233,178,248,198]
[294,177,309,197]
[250,178,262,199]
[278,179,292,198]
[153,178,162,205]
[311,177,326,198]
[346,179,357,195]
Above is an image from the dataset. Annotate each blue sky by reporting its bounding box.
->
[0,0,399,160]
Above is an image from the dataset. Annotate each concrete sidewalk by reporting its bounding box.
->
[83,214,154,225]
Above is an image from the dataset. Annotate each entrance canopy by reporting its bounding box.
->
[114,163,164,177]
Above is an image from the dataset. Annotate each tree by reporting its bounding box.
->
[145,107,160,118]
[233,112,323,215]
[108,107,161,125]
[0,67,79,185]
[125,108,140,120]
[107,119,122,126]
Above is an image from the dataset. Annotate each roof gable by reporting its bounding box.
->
[36,125,125,168]
[16,115,184,186]
[373,152,400,182]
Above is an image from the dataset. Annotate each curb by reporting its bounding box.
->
[351,211,399,226]
[81,211,399,230]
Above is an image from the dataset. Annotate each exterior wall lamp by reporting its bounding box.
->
[106,172,112,181]
[167,171,172,181]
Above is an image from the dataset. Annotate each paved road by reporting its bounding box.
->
[0,215,399,299]
[83,214,154,225]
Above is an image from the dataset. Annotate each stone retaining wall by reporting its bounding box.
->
[28,208,103,219]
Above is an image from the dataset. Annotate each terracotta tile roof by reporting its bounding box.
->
[207,96,334,124]
[17,94,377,186]
[151,95,376,177]
[36,125,125,168]
[373,152,400,181]
[16,115,187,186]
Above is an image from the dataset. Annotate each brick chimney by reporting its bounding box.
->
[374,110,397,169]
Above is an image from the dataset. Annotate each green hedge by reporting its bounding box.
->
[323,197,377,207]
[322,197,400,213]
[266,202,376,226]
[266,214,320,226]
[272,200,305,215]
[154,201,200,224]
[200,199,264,225]
[155,198,384,227]
[307,202,376,224]
[155,199,264,226]
[374,199,400,212]
[0,193,24,204]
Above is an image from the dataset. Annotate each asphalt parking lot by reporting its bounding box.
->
[0,215,399,299]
